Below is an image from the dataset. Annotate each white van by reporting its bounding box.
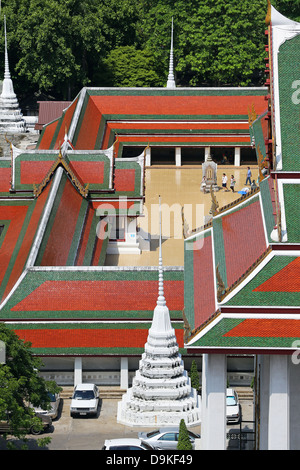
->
[70,383,99,417]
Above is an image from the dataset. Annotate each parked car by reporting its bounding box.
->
[32,392,61,420]
[70,383,99,417]
[102,438,154,450]
[138,427,200,450]
[226,388,241,424]
[0,413,52,436]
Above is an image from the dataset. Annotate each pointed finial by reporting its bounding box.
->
[157,195,166,307]
[4,15,10,80]
[166,17,176,89]
[266,0,271,26]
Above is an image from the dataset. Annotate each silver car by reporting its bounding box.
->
[138,427,200,450]
[33,392,61,420]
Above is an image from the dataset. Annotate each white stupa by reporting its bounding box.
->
[117,198,201,427]
[0,16,26,133]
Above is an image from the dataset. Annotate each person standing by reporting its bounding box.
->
[230,175,236,192]
[246,167,252,185]
[222,173,228,191]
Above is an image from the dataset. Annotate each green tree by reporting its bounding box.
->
[0,0,140,99]
[177,418,192,450]
[0,0,295,99]
[101,46,162,87]
[0,323,60,445]
[137,0,268,86]
[189,360,200,392]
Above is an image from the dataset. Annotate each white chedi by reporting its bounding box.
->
[117,200,201,427]
[0,16,26,133]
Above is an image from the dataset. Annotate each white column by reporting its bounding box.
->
[175,147,181,166]
[145,146,151,166]
[120,357,129,390]
[74,357,82,387]
[205,147,210,161]
[201,354,227,450]
[268,355,290,450]
[258,355,270,450]
[234,147,241,166]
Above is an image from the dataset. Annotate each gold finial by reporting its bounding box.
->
[209,185,219,216]
[113,133,119,148]
[216,264,226,302]
[257,144,267,182]
[143,141,150,158]
[265,0,271,26]
[248,104,257,126]
[181,206,190,239]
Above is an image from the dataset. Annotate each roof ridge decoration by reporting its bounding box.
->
[217,245,272,303]
[265,0,271,26]
[216,264,226,302]
[248,103,257,127]
[186,309,221,344]
[185,187,261,240]
[257,144,268,183]
[33,147,89,198]
[209,185,219,217]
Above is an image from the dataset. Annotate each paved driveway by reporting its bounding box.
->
[0,396,253,450]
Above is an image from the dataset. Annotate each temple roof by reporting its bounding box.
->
[184,189,269,332]
[0,267,184,356]
[1,137,145,201]
[36,87,267,153]
[183,4,300,354]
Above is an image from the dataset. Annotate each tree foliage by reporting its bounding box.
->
[177,418,193,450]
[189,360,200,392]
[0,323,60,443]
[0,0,298,100]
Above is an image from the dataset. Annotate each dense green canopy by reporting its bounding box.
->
[0,323,60,444]
[0,0,298,101]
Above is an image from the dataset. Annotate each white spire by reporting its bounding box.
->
[166,17,176,88]
[117,196,201,428]
[4,15,10,80]
[0,15,26,133]
[157,195,166,307]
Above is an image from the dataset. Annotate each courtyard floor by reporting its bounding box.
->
[105,164,259,267]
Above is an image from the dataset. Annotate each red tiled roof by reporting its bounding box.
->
[224,318,300,338]
[222,199,266,287]
[11,280,184,312]
[193,234,216,328]
[40,177,83,266]
[254,257,300,292]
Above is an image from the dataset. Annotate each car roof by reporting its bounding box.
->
[226,388,235,395]
[159,427,180,432]
[104,439,143,445]
[75,383,96,390]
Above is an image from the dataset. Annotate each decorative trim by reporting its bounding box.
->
[33,148,89,198]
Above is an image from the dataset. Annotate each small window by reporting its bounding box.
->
[159,433,177,441]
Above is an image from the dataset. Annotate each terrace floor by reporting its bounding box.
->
[105,164,259,267]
